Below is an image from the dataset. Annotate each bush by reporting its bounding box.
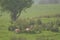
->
[37,19,42,25]
[45,21,54,31]
[56,19,60,26]
[16,18,29,32]
[30,25,42,34]
[10,18,60,33]
[50,27,59,32]
[29,18,35,25]
[8,25,17,31]
[41,21,54,31]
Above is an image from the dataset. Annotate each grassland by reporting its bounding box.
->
[0,4,60,40]
[20,4,60,18]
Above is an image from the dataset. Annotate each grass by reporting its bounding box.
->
[0,4,60,40]
[7,31,60,40]
[20,4,60,18]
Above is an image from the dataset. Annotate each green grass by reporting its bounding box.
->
[20,4,60,18]
[3,31,60,40]
[0,4,60,40]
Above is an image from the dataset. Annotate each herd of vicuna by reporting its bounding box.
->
[8,16,60,34]
[8,25,33,33]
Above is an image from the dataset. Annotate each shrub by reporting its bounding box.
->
[30,25,42,34]
[46,21,54,31]
[50,27,59,32]
[41,23,46,30]
[16,18,29,32]
[10,18,60,33]
[37,19,42,25]
[55,19,60,26]
[29,19,35,25]
[41,22,54,31]
[8,25,17,31]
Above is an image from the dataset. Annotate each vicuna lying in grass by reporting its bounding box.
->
[15,28,20,33]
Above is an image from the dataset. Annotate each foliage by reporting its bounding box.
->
[50,25,59,32]
[36,19,42,25]
[0,0,33,23]
[55,19,60,26]
[9,18,60,33]
[29,18,35,25]
[0,0,33,12]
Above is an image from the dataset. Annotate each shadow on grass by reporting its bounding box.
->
[10,36,27,40]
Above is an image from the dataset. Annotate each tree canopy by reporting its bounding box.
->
[0,0,33,22]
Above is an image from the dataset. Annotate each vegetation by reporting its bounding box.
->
[0,4,60,40]
[0,0,33,27]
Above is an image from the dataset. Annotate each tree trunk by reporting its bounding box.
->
[11,12,17,21]
[10,10,18,26]
[9,10,18,31]
[10,10,22,26]
[11,9,22,22]
[9,9,22,31]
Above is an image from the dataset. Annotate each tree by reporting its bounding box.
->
[0,0,33,25]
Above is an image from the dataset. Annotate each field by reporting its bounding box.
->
[0,4,60,40]
[20,4,60,18]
